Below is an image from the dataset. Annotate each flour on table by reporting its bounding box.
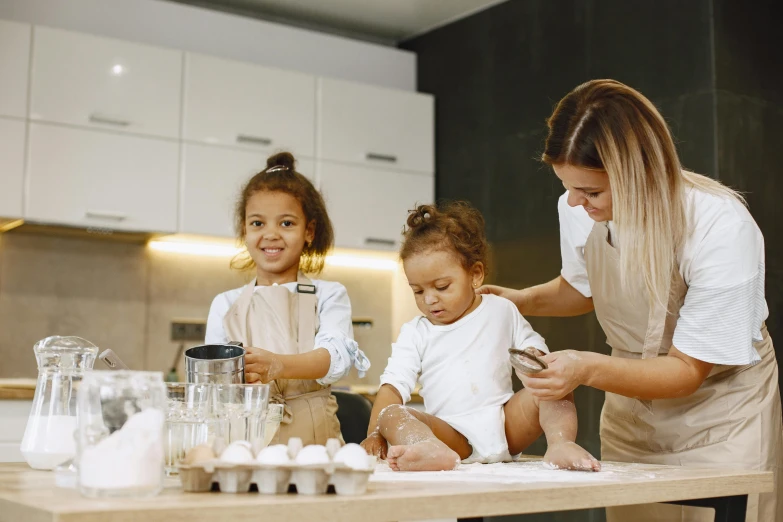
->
[370,460,662,484]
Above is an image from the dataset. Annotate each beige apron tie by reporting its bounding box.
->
[584,221,782,522]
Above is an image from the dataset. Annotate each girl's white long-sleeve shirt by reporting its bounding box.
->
[206,279,370,385]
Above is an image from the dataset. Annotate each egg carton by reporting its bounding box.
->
[178,438,375,496]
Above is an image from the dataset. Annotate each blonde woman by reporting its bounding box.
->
[480,79,782,522]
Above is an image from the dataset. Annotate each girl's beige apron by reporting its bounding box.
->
[223,275,343,446]
[585,222,782,522]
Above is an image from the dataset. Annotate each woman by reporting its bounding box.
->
[480,79,782,522]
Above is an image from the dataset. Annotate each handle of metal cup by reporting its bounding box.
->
[509,347,548,374]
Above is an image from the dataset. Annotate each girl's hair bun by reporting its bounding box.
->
[266,151,296,171]
[406,204,437,229]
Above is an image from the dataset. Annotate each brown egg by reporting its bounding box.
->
[184,444,216,465]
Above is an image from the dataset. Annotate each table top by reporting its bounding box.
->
[0,460,772,522]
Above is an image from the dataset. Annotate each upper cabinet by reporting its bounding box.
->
[320,161,434,250]
[0,118,25,218]
[181,143,314,238]
[26,123,180,233]
[317,78,434,174]
[0,20,31,119]
[29,26,182,139]
[184,54,316,157]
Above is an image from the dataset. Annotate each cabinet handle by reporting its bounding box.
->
[366,152,398,163]
[89,114,131,127]
[85,211,127,222]
[237,134,272,146]
[364,237,396,247]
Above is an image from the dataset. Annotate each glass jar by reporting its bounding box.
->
[20,336,98,470]
[77,371,166,498]
[164,382,219,475]
[213,384,270,449]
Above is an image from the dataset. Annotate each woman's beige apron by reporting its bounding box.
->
[223,274,343,446]
[585,222,783,522]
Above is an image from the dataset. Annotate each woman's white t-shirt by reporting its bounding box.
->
[559,187,767,366]
[205,279,370,385]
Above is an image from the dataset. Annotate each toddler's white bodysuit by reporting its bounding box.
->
[380,294,548,463]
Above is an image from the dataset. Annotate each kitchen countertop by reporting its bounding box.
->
[0,381,424,404]
[0,461,771,522]
[0,379,36,400]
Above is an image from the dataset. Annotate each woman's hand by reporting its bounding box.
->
[360,430,388,460]
[244,347,285,384]
[521,350,586,401]
[476,285,530,313]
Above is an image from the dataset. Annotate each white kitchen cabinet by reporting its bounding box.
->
[29,26,182,139]
[318,78,434,174]
[184,53,316,157]
[181,144,314,238]
[0,118,25,218]
[319,161,434,250]
[26,123,179,233]
[0,20,31,119]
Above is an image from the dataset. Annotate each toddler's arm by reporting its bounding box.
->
[361,385,404,458]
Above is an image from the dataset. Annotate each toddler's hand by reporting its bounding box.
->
[244,347,284,384]
[360,431,388,460]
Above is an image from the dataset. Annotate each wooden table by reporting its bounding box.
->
[0,461,771,522]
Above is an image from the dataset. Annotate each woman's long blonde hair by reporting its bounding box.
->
[542,79,744,307]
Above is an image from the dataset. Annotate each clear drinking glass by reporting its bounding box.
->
[20,336,98,470]
[77,371,167,498]
[164,382,219,475]
[213,384,270,448]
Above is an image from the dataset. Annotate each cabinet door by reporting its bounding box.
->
[30,26,182,139]
[319,161,434,250]
[0,20,31,119]
[181,144,314,238]
[318,78,434,174]
[0,118,25,218]
[26,123,179,233]
[184,53,315,157]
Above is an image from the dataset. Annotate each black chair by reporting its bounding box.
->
[332,391,373,444]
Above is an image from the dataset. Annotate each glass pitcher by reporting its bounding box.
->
[20,336,98,470]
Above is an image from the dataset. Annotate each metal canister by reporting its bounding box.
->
[184,342,245,384]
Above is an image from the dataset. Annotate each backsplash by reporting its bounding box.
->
[0,229,419,385]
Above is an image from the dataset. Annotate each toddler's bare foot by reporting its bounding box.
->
[386,440,461,472]
[544,441,601,472]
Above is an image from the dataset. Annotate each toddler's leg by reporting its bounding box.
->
[504,389,600,471]
[377,404,471,472]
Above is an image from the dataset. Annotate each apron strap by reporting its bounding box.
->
[224,277,257,344]
[296,273,317,353]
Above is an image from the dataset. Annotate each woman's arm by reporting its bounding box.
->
[522,346,714,401]
[478,276,594,317]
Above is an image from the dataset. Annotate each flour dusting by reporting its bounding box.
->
[370,459,663,484]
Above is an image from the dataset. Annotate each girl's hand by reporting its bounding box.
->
[521,350,586,401]
[475,285,530,313]
[244,347,284,384]
[360,430,388,460]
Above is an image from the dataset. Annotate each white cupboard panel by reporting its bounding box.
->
[319,161,434,250]
[30,26,182,139]
[181,144,314,238]
[184,53,315,157]
[26,123,179,232]
[0,20,31,119]
[0,118,25,218]
[318,78,434,174]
